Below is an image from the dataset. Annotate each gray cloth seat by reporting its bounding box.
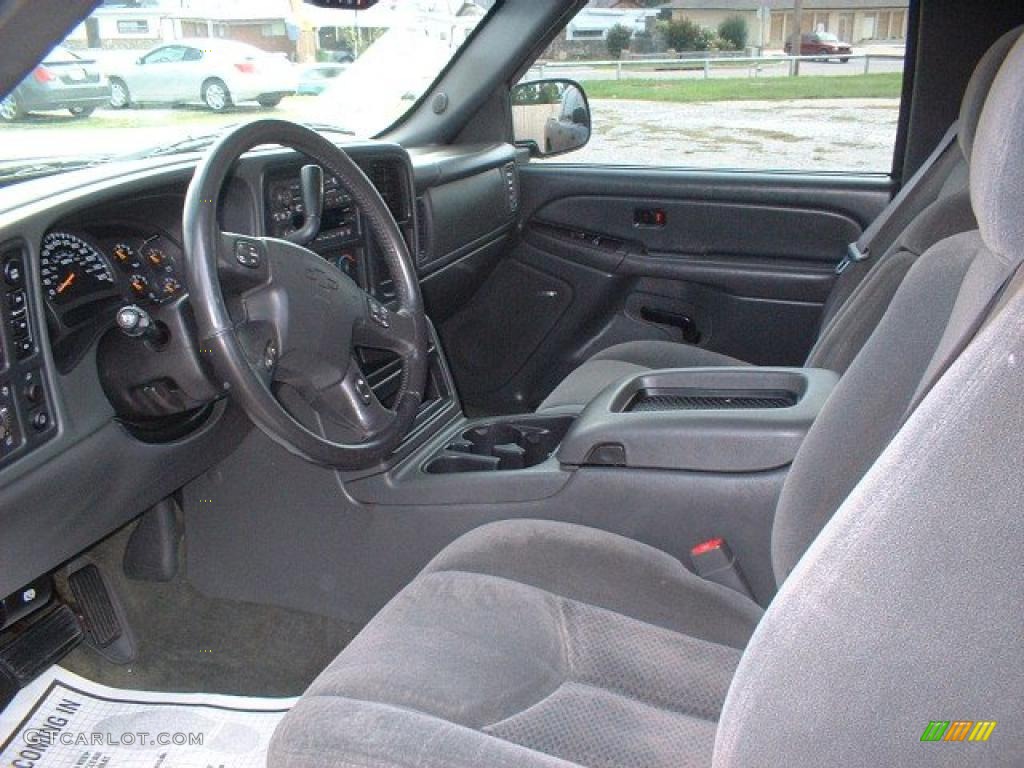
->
[269,35,1024,768]
[271,520,761,768]
[537,27,1020,413]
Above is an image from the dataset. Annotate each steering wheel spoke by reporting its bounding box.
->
[353,294,421,356]
[217,232,272,291]
[232,317,279,387]
[302,357,393,439]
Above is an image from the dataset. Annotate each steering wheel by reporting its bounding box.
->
[182,120,428,468]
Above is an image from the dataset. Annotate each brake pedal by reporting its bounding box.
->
[66,562,136,664]
[0,604,83,709]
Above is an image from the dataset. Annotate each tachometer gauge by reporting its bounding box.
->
[40,232,116,306]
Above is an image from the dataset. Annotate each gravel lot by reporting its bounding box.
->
[570,97,900,172]
[0,96,900,175]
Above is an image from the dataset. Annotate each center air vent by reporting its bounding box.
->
[366,160,404,221]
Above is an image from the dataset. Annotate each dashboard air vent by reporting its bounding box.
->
[367,160,405,221]
[415,197,432,267]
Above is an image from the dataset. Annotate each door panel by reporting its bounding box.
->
[439,164,892,414]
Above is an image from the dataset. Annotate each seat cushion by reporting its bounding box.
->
[269,520,762,768]
[538,341,749,412]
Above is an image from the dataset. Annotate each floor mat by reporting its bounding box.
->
[59,522,360,696]
[0,666,294,767]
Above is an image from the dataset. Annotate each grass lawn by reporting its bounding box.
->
[580,73,903,103]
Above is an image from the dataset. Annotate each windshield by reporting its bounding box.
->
[0,0,494,182]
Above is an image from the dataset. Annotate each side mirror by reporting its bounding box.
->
[511,78,591,158]
[137,57,145,65]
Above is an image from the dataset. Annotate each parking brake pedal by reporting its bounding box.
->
[0,605,83,709]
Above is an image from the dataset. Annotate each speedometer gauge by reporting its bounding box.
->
[40,232,116,306]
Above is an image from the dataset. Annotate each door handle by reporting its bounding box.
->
[640,306,701,344]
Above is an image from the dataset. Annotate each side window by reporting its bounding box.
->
[143,47,186,65]
[183,48,203,62]
[519,2,908,173]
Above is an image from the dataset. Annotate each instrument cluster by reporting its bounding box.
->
[39,228,184,327]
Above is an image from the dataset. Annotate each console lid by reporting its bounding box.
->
[558,367,838,472]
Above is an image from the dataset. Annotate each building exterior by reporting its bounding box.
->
[661,0,909,49]
[64,0,491,61]
[64,0,296,54]
[566,7,660,41]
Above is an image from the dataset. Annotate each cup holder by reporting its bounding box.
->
[424,416,574,474]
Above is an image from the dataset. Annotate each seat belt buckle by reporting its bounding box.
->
[836,242,870,275]
[690,538,754,600]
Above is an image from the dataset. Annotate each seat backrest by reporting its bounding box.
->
[805,26,1022,375]
[770,33,1024,584]
[714,36,1024,767]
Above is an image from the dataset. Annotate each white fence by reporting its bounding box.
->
[527,53,904,82]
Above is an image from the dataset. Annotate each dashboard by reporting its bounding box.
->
[0,136,519,605]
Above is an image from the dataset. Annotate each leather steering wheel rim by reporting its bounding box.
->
[183,120,428,468]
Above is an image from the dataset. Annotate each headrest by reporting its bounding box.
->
[960,27,1024,158]
[971,34,1024,260]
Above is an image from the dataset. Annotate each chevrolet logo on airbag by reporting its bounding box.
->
[304,266,338,292]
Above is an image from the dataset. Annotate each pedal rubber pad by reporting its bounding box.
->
[68,564,122,647]
[0,604,83,706]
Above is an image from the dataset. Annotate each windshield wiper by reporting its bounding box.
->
[129,122,357,160]
[300,123,356,137]
[125,128,237,160]
[0,156,112,185]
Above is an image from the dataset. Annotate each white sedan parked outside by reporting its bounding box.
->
[108,38,297,112]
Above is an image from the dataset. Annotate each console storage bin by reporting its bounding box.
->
[558,367,838,473]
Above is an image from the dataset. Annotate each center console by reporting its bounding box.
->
[365,365,838,509]
[424,415,574,474]
[557,367,838,473]
[413,367,837,479]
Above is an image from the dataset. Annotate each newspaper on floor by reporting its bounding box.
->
[0,666,297,768]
